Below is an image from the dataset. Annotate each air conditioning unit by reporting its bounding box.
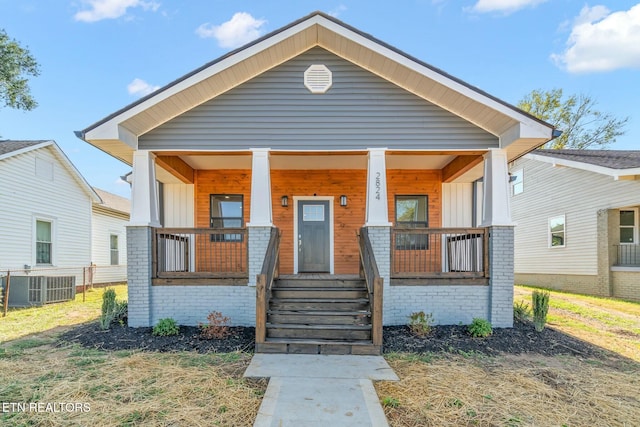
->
[1,276,76,307]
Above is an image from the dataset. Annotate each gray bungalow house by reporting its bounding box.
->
[77,12,556,354]
[510,149,640,301]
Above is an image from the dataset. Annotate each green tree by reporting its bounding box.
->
[0,29,40,111]
[518,88,628,149]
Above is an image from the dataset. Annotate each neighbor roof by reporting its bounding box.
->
[0,139,101,202]
[527,149,640,179]
[77,11,555,165]
[535,149,640,169]
[93,188,130,215]
[0,140,51,158]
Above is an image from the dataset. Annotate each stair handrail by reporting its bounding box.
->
[357,227,383,348]
[256,227,281,345]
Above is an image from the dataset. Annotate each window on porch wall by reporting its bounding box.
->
[210,194,243,242]
[395,195,428,250]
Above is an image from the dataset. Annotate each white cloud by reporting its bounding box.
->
[552,4,640,73]
[74,0,160,23]
[468,0,547,14]
[196,12,267,49]
[328,5,347,18]
[127,78,160,97]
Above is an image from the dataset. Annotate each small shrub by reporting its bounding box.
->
[408,311,434,337]
[153,318,179,336]
[382,396,400,408]
[199,311,231,339]
[467,318,492,338]
[532,290,550,332]
[513,301,531,323]
[100,289,117,330]
[114,301,128,326]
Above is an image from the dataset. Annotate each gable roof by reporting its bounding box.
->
[93,188,130,215]
[0,139,101,202]
[77,11,555,165]
[527,149,640,179]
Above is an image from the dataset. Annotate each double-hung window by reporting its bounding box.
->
[395,195,428,250]
[36,220,52,264]
[210,194,243,242]
[110,234,119,265]
[549,215,566,248]
[620,209,637,244]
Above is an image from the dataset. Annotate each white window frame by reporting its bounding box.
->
[511,168,523,195]
[619,208,639,245]
[548,215,566,248]
[33,216,56,265]
[110,234,119,265]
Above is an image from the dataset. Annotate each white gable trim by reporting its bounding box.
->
[526,153,640,180]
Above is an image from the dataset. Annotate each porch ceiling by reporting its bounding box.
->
[78,12,554,167]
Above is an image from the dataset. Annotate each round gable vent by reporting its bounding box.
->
[304,64,332,94]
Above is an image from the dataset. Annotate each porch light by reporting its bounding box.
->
[281,195,289,207]
[340,195,348,207]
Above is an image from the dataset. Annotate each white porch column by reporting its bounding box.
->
[130,150,161,227]
[480,148,514,227]
[365,148,392,227]
[247,148,273,227]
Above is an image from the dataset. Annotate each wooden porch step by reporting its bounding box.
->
[267,311,371,325]
[257,338,380,355]
[266,323,372,340]
[269,298,370,311]
[271,287,368,299]
[275,278,367,288]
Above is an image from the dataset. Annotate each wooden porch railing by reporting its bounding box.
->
[152,227,248,280]
[391,227,489,279]
[256,228,281,346]
[614,244,640,266]
[357,228,383,348]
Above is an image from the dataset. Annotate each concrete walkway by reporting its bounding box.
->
[244,354,399,427]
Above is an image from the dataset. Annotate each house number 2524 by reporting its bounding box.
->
[375,172,381,200]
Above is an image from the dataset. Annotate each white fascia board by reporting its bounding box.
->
[48,142,102,203]
[84,19,319,141]
[319,18,553,137]
[526,153,640,179]
[499,122,553,148]
[0,140,53,161]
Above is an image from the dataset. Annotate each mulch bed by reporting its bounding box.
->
[59,320,613,360]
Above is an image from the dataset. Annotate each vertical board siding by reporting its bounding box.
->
[0,147,92,277]
[442,183,473,227]
[140,47,497,151]
[163,183,194,227]
[511,157,640,275]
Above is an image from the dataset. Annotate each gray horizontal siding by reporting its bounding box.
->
[140,47,497,151]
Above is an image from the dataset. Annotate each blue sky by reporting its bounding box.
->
[1,0,639,198]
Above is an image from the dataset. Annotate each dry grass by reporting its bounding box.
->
[515,286,640,362]
[377,354,640,426]
[0,342,266,426]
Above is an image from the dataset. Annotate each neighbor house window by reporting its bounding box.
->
[619,209,637,244]
[210,194,243,242]
[110,234,119,265]
[36,220,52,264]
[549,215,566,248]
[511,169,523,195]
[395,195,428,249]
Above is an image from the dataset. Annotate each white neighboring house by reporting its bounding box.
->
[92,189,130,285]
[510,149,640,301]
[0,141,130,305]
[0,140,100,288]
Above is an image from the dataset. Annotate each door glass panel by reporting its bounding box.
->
[303,205,324,221]
[620,210,635,226]
[620,228,635,243]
